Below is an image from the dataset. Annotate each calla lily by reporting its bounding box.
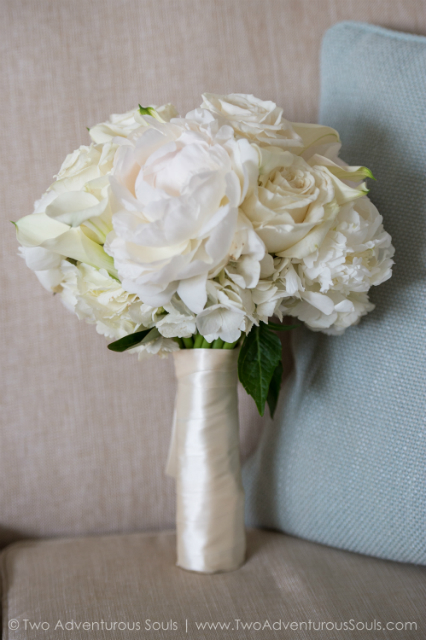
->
[15,212,68,246]
[45,191,109,227]
[330,165,374,183]
[15,213,117,277]
[308,153,375,184]
[322,169,368,205]
[291,123,340,158]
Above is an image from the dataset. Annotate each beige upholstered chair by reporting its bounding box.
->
[1,2,425,637]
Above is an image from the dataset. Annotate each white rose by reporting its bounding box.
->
[242,150,369,259]
[89,104,179,143]
[15,144,117,290]
[189,93,301,149]
[105,116,258,314]
[48,142,117,244]
[189,94,340,160]
[52,142,115,195]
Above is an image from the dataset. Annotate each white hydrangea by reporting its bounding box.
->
[127,333,180,360]
[196,277,255,343]
[127,296,197,340]
[58,262,140,339]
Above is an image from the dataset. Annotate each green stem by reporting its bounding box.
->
[183,337,194,349]
[223,340,239,349]
[212,338,224,349]
[193,334,204,349]
[172,337,184,349]
[201,338,211,349]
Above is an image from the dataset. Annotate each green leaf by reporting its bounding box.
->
[267,361,283,418]
[107,329,151,352]
[267,321,300,331]
[140,327,160,344]
[238,323,282,416]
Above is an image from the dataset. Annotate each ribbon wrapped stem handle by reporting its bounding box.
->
[167,349,246,573]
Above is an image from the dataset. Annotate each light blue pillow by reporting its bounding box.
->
[243,21,426,565]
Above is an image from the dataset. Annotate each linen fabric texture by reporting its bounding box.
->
[243,22,426,565]
[2,1,426,549]
[2,530,425,640]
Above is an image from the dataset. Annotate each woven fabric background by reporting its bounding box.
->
[2,531,425,640]
[1,1,426,548]
[243,22,426,564]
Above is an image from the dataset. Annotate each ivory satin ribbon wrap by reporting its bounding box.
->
[166,349,246,573]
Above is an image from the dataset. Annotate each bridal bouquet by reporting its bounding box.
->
[15,94,394,572]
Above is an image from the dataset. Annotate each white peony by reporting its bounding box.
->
[273,196,394,333]
[105,115,261,314]
[299,198,394,294]
[280,291,375,334]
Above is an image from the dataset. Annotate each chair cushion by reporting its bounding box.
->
[243,21,426,564]
[1,529,425,639]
